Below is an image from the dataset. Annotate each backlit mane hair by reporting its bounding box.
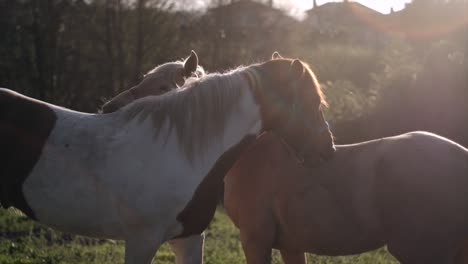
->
[303,61,327,107]
[143,59,205,87]
[121,66,251,161]
[100,60,205,112]
[246,59,326,107]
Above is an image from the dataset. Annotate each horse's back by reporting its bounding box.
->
[378,132,468,242]
[380,131,468,187]
[383,131,468,169]
[0,88,57,218]
[392,131,467,149]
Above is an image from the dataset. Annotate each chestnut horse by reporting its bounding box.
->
[101,50,204,113]
[225,131,468,264]
[0,55,334,264]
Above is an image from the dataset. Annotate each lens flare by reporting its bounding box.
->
[347,3,468,39]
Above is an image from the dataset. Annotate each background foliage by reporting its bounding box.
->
[1,0,467,144]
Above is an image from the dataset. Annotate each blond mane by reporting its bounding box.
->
[121,66,250,161]
[119,59,325,161]
[303,62,327,107]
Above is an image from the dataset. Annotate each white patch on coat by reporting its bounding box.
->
[22,76,261,242]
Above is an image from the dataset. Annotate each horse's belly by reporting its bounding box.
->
[23,165,174,240]
[275,188,385,256]
[23,159,196,240]
[303,235,384,256]
[275,228,383,256]
[24,183,184,240]
[23,181,128,239]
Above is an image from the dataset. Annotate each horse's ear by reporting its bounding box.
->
[272,51,282,59]
[291,59,304,79]
[184,50,198,77]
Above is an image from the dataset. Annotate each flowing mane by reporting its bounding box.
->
[121,66,252,160]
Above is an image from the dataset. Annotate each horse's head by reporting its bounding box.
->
[101,50,204,113]
[249,52,335,167]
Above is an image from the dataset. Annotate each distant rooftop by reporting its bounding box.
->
[306,1,383,17]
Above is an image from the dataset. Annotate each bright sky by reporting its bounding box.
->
[294,0,412,14]
[187,0,413,16]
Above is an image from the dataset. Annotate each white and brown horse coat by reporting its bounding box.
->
[0,70,260,236]
[0,74,258,262]
[0,57,334,264]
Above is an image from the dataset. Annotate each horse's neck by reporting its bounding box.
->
[109,74,263,170]
[171,79,263,237]
[210,83,262,155]
[183,76,263,169]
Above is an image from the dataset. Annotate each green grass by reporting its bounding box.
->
[0,207,398,263]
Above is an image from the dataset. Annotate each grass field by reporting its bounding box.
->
[0,207,398,263]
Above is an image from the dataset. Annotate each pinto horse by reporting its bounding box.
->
[101,50,204,113]
[225,131,468,264]
[0,55,335,264]
[3,54,205,263]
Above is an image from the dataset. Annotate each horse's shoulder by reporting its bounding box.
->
[226,133,290,191]
[234,133,285,170]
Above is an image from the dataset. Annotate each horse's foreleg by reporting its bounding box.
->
[238,214,276,264]
[169,233,205,264]
[280,250,306,264]
[124,235,163,264]
[240,233,272,264]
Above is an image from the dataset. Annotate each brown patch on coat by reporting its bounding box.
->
[0,88,57,219]
[174,135,256,238]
